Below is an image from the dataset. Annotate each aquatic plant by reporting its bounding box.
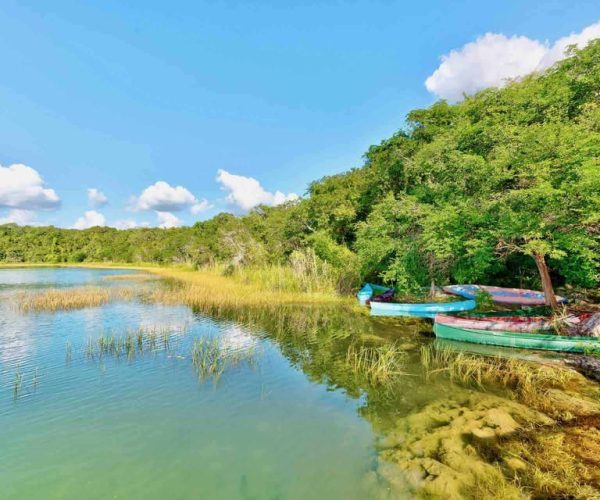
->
[191,337,258,383]
[103,274,155,281]
[420,344,581,413]
[346,343,408,386]
[17,287,112,312]
[13,368,22,399]
[65,341,72,363]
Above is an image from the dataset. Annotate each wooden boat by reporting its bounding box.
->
[443,284,567,306]
[434,315,599,353]
[370,299,476,318]
[356,283,394,306]
[437,312,591,333]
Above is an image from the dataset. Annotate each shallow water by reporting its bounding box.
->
[1,268,580,499]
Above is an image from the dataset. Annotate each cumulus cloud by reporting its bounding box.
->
[72,210,106,230]
[425,22,600,101]
[156,211,182,228]
[132,181,211,214]
[216,169,299,212]
[0,209,37,225]
[0,163,60,210]
[112,219,150,230]
[88,188,108,208]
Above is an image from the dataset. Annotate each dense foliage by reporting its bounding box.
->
[2,41,599,293]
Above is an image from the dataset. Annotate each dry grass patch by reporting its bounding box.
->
[16,286,136,312]
[143,267,348,312]
[103,273,155,281]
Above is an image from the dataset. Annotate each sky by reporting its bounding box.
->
[0,0,599,229]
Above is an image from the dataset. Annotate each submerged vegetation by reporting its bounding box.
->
[1,41,599,300]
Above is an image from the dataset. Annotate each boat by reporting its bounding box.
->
[443,284,567,306]
[356,283,394,306]
[369,299,476,318]
[437,311,591,333]
[434,315,599,353]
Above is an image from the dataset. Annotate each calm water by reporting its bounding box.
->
[0,268,474,499]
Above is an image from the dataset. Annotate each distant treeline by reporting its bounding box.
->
[2,40,599,293]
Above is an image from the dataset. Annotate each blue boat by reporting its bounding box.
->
[369,299,476,318]
[356,283,394,306]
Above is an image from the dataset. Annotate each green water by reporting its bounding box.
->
[0,268,518,499]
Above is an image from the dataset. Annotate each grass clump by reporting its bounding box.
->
[103,274,155,281]
[420,344,579,410]
[143,266,348,315]
[346,343,408,386]
[191,337,257,383]
[18,287,111,312]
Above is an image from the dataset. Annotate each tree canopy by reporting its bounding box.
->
[2,40,599,294]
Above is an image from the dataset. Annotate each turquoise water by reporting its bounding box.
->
[0,269,389,499]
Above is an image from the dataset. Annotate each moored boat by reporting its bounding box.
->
[443,284,567,306]
[370,299,476,318]
[437,311,591,333]
[433,316,599,353]
[356,283,394,306]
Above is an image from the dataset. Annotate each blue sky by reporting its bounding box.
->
[0,1,598,228]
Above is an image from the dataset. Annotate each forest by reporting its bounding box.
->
[1,40,599,295]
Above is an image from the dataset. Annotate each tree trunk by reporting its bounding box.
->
[533,252,559,309]
[429,278,436,299]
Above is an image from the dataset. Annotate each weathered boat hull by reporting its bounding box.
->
[356,283,394,306]
[443,284,567,306]
[433,322,599,353]
[370,299,476,318]
[438,312,590,333]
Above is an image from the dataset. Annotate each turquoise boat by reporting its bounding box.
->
[369,299,476,318]
[433,321,599,353]
[356,283,394,306]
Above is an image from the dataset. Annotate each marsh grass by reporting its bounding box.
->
[17,287,115,312]
[13,368,22,400]
[420,345,579,408]
[103,274,156,281]
[346,343,408,386]
[191,337,258,383]
[142,267,347,315]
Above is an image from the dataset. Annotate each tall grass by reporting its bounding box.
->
[346,343,408,386]
[16,286,136,312]
[143,266,349,315]
[191,338,257,383]
[420,344,580,410]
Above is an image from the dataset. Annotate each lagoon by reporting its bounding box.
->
[1,268,599,499]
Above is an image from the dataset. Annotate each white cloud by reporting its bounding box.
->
[112,219,150,229]
[190,199,212,214]
[0,209,37,225]
[72,210,106,230]
[156,211,182,228]
[425,22,600,101]
[132,181,210,215]
[216,169,299,211]
[88,188,108,208]
[0,163,60,210]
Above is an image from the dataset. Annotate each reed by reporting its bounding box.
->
[420,344,578,404]
[13,368,22,399]
[17,287,112,312]
[141,266,348,315]
[103,274,155,281]
[346,343,408,386]
[65,341,72,363]
[191,337,257,383]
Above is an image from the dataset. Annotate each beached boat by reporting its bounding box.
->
[356,283,394,306]
[443,284,567,306]
[370,299,476,318]
[437,312,591,333]
[434,315,599,352]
